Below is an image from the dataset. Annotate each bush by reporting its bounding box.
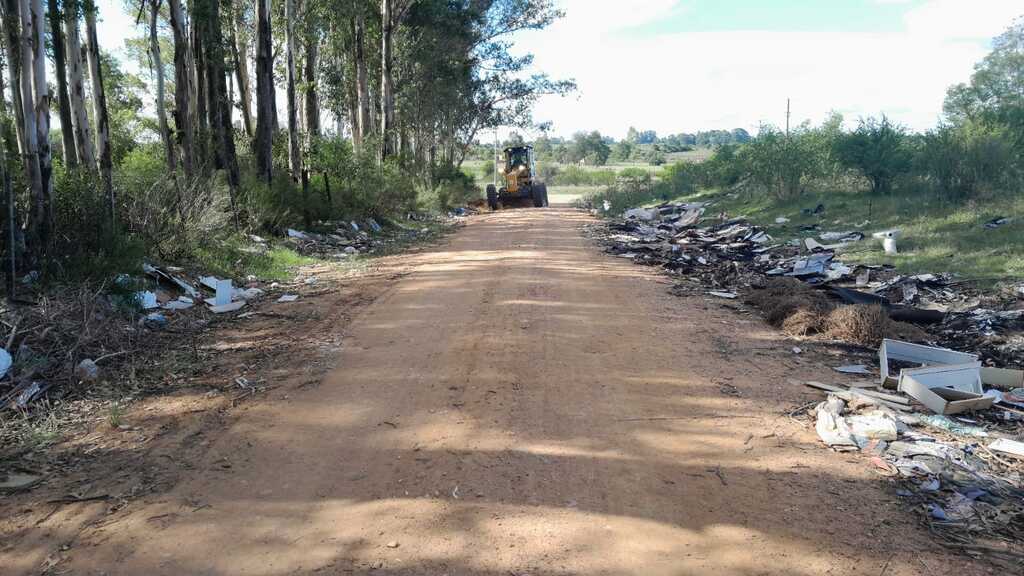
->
[536,162,560,183]
[419,164,480,211]
[551,165,616,186]
[917,121,1017,199]
[833,116,912,195]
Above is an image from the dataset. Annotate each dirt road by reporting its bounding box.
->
[4,208,985,575]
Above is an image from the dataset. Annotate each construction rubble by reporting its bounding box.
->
[589,201,1024,564]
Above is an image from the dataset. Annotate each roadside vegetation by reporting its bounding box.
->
[0,0,571,292]
[580,19,1024,284]
[0,0,569,448]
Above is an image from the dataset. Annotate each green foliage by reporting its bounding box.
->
[418,165,481,211]
[568,131,611,166]
[833,116,912,195]
[536,162,560,182]
[550,165,616,186]
[917,121,1017,199]
[943,20,1024,147]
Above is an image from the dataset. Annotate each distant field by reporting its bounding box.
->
[547,185,601,205]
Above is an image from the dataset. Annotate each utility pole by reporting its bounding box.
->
[493,128,498,188]
[785,98,791,137]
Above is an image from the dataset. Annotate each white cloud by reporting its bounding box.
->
[904,0,1022,39]
[519,0,1023,139]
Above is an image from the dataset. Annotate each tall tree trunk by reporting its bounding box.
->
[190,10,208,173]
[228,0,253,138]
[254,0,274,183]
[29,0,51,238]
[84,4,113,225]
[63,0,93,168]
[284,0,300,181]
[2,0,27,157]
[148,0,174,172]
[342,32,359,146]
[301,5,318,225]
[15,0,42,248]
[47,0,75,167]
[167,0,193,178]
[353,13,370,149]
[203,0,240,229]
[0,55,15,293]
[379,0,394,161]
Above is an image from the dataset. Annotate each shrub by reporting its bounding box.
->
[917,121,1016,198]
[833,116,912,195]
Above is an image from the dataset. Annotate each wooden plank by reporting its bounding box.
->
[981,367,1024,389]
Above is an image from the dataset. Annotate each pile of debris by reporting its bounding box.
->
[589,200,1024,368]
[591,201,1024,564]
[806,339,1024,565]
[283,218,383,259]
[284,213,454,260]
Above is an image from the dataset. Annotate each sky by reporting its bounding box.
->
[90,0,1023,141]
[512,0,1024,139]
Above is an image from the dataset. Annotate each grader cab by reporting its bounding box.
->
[486,145,549,210]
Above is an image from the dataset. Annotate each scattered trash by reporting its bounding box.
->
[208,301,247,314]
[988,438,1024,459]
[74,359,99,382]
[0,471,42,492]
[984,217,1010,229]
[287,228,309,239]
[871,229,901,255]
[142,312,168,328]
[215,279,233,306]
[708,291,737,299]
[162,296,194,310]
[623,207,659,221]
[276,294,299,303]
[834,364,871,375]
[775,217,790,224]
[0,348,11,380]
[878,339,977,385]
[367,218,382,233]
[136,291,159,310]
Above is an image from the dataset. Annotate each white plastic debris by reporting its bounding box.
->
[623,207,658,221]
[847,410,899,446]
[287,228,309,239]
[775,217,790,224]
[0,348,11,379]
[707,291,738,299]
[872,229,901,255]
[208,301,246,314]
[136,291,159,310]
[215,279,233,306]
[276,294,299,303]
[815,395,857,450]
[234,287,264,301]
[163,296,194,310]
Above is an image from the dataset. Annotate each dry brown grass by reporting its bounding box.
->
[823,305,889,346]
[747,280,930,346]
[746,278,834,336]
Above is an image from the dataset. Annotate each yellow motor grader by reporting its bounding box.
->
[486,145,549,210]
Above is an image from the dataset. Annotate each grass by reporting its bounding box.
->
[667,186,1024,284]
[190,237,318,282]
[548,185,602,205]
